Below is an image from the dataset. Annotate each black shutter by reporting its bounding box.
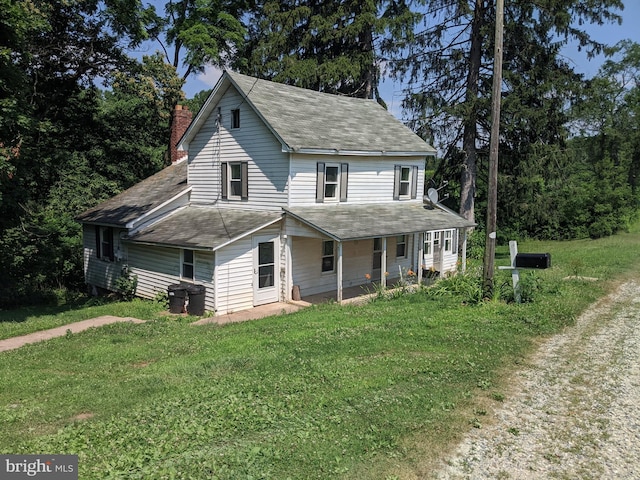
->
[221,162,228,199]
[340,163,348,202]
[95,225,101,258]
[316,162,325,203]
[411,166,418,199]
[393,165,401,200]
[106,227,114,261]
[241,161,249,200]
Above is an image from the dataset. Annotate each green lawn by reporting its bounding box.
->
[1,229,639,479]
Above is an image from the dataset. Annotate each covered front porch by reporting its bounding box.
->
[284,202,475,304]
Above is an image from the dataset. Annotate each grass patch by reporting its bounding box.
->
[0,298,171,340]
[1,228,639,478]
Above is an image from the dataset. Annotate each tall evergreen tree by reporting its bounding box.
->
[386,0,623,224]
[238,0,419,100]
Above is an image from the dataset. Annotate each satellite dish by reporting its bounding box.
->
[427,187,439,204]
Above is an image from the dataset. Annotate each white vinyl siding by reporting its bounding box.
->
[83,224,125,291]
[214,225,283,315]
[128,244,215,313]
[289,154,424,206]
[188,88,289,209]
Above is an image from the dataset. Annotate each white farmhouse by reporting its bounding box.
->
[77,71,475,315]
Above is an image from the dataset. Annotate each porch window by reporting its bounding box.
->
[373,237,382,270]
[424,232,433,256]
[221,161,248,200]
[316,162,348,202]
[95,226,114,261]
[321,240,335,272]
[182,249,194,280]
[396,235,407,258]
[444,230,453,253]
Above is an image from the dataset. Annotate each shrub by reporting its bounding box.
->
[114,265,138,301]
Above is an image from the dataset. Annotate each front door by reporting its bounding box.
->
[253,235,280,306]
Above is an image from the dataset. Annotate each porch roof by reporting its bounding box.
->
[125,206,282,251]
[284,203,475,241]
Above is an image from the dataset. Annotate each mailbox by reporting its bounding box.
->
[515,253,551,269]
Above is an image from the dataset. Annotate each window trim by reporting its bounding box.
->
[399,167,411,197]
[393,165,419,200]
[324,164,340,201]
[396,235,407,258]
[95,226,114,261]
[221,161,248,201]
[433,231,441,247]
[316,162,348,203]
[444,230,453,253]
[424,232,433,256]
[231,109,240,129]
[321,240,335,273]
[181,249,194,281]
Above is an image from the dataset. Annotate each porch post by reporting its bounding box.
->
[381,237,387,288]
[337,241,343,303]
[417,232,424,284]
[461,228,468,273]
[285,235,293,301]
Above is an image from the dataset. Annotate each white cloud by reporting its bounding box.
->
[197,65,224,88]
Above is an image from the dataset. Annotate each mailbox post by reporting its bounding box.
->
[498,241,550,303]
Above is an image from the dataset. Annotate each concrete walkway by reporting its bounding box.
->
[0,302,311,353]
[191,301,309,326]
[0,316,145,353]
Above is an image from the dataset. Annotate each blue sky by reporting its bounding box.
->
[173,2,639,115]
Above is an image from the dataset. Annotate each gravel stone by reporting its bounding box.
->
[435,280,640,479]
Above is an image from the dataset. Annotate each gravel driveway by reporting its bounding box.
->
[435,280,640,479]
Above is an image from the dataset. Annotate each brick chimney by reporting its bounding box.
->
[170,105,193,163]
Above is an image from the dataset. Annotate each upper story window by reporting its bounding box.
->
[321,240,335,273]
[324,165,339,199]
[95,226,114,261]
[231,109,240,129]
[396,235,407,258]
[221,161,248,200]
[182,249,194,280]
[393,165,418,200]
[316,162,348,203]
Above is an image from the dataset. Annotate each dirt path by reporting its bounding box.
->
[434,280,640,479]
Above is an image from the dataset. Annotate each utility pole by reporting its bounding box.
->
[482,0,505,299]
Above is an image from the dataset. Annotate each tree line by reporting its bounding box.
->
[0,0,637,306]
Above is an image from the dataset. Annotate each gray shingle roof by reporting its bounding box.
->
[225,71,435,155]
[76,161,188,227]
[126,206,282,250]
[285,203,476,241]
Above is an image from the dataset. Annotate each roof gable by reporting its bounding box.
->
[181,71,435,156]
